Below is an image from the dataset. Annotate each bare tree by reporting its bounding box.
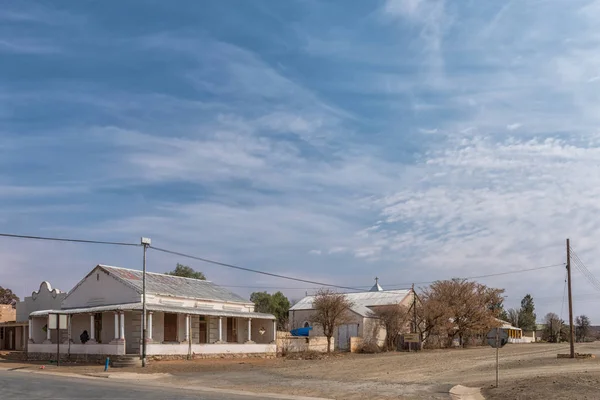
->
[371,304,410,351]
[310,289,354,353]
[543,312,561,343]
[421,279,504,347]
[415,291,452,346]
[576,315,591,342]
[506,308,520,327]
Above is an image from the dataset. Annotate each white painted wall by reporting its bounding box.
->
[147,295,254,313]
[30,318,47,343]
[29,342,125,355]
[17,282,66,322]
[101,313,116,343]
[251,319,274,344]
[145,343,276,355]
[151,312,165,343]
[62,267,140,309]
[70,314,90,344]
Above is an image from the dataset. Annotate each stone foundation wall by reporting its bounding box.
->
[149,352,275,361]
[26,352,109,364]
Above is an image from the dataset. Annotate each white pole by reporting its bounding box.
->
[28,319,33,343]
[273,320,277,342]
[119,313,125,340]
[185,315,190,342]
[90,314,95,341]
[114,313,119,340]
[218,317,223,342]
[247,319,252,342]
[148,312,153,340]
[46,316,51,341]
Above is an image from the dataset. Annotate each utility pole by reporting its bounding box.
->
[566,238,575,359]
[141,237,151,367]
[412,283,418,351]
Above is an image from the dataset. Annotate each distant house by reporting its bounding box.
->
[289,279,414,351]
[27,264,277,361]
[495,319,531,343]
[0,281,65,351]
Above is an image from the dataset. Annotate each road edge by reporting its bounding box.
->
[449,385,485,400]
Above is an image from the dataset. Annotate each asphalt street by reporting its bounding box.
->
[0,370,295,400]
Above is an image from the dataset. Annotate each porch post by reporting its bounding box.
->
[218,317,223,343]
[114,312,119,340]
[119,312,125,340]
[148,312,153,341]
[46,316,51,342]
[273,320,277,342]
[246,318,253,343]
[89,314,96,343]
[28,319,33,343]
[22,325,27,350]
[185,314,190,342]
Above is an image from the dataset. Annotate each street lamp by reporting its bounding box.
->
[141,237,151,367]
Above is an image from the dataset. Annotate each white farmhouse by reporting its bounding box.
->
[289,279,414,351]
[28,265,276,360]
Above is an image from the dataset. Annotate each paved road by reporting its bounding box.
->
[0,370,296,400]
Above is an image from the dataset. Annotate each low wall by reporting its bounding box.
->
[509,337,535,344]
[28,342,126,356]
[350,337,362,353]
[277,336,332,353]
[146,343,276,356]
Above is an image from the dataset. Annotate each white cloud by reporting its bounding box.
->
[309,250,322,255]
[506,123,521,131]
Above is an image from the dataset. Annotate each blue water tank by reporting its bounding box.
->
[290,326,312,337]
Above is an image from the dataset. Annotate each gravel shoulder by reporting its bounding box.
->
[4,343,600,399]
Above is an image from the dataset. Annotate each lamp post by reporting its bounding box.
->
[141,237,151,367]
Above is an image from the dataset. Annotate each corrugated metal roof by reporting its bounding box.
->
[290,289,412,317]
[30,302,276,320]
[97,265,250,304]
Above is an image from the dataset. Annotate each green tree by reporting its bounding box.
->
[166,263,206,280]
[250,291,291,330]
[519,294,536,331]
[0,286,19,307]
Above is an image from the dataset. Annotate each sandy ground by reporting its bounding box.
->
[4,343,600,399]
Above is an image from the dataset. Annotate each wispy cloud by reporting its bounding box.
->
[0,38,62,54]
[3,0,600,319]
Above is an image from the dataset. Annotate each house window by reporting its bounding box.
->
[164,313,178,342]
[226,318,238,343]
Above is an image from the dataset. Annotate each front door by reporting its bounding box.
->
[199,317,207,344]
[164,313,178,342]
[226,318,238,343]
[94,313,102,343]
[337,324,359,351]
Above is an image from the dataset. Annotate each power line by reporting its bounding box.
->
[0,232,140,247]
[383,263,565,289]
[149,245,363,292]
[569,247,600,292]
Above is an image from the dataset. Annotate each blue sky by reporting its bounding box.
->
[2,0,600,321]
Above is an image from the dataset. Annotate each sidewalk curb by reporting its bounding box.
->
[449,385,485,400]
